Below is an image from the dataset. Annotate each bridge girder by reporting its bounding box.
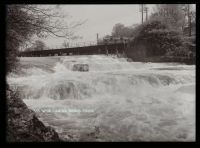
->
[20,43,128,57]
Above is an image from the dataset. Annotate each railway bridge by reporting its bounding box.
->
[19,43,128,57]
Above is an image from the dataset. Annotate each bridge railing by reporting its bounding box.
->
[67,41,97,48]
[20,42,129,57]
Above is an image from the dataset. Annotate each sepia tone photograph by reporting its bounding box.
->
[6,4,196,142]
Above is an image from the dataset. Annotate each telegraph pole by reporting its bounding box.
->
[140,5,148,24]
[187,4,191,36]
[144,6,148,21]
[96,33,99,44]
[141,5,144,24]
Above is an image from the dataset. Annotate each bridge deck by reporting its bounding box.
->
[20,43,128,57]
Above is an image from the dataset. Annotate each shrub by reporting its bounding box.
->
[130,20,184,57]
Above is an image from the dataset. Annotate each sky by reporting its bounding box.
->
[41,5,155,49]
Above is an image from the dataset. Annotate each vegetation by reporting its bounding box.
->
[62,41,70,48]
[6,86,61,142]
[111,4,196,62]
[130,20,184,56]
[111,23,140,39]
[6,5,85,141]
[146,4,195,58]
[26,40,47,51]
[6,5,84,74]
[150,4,185,31]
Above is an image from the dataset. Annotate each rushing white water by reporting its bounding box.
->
[7,55,195,141]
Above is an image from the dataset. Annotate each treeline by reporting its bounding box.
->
[111,4,196,62]
[6,5,83,74]
[26,40,48,51]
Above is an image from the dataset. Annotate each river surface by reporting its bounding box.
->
[7,55,196,141]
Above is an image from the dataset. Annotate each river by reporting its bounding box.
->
[7,55,196,141]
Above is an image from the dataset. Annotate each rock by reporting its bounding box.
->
[6,87,62,142]
[72,64,89,72]
[127,58,133,62]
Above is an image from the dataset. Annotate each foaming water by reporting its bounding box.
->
[7,55,195,141]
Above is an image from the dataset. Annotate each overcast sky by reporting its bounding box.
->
[42,4,155,48]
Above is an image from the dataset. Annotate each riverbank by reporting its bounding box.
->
[6,86,62,142]
[130,56,195,65]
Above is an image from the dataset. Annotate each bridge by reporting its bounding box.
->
[19,42,128,57]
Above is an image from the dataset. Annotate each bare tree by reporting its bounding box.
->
[33,40,46,51]
[62,41,70,48]
[150,4,185,31]
[6,4,86,73]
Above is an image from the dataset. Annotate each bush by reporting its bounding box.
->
[6,36,20,74]
[130,20,184,57]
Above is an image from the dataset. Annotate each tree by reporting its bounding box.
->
[150,4,185,32]
[128,20,184,57]
[112,23,126,37]
[33,40,46,51]
[6,5,85,74]
[125,4,195,60]
[146,4,195,58]
[62,41,69,48]
[181,4,196,36]
[111,23,138,38]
